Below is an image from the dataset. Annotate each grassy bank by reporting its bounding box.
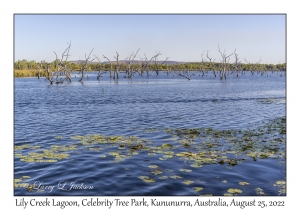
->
[14,70,47,78]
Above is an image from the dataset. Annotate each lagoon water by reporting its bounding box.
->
[14,71,286,196]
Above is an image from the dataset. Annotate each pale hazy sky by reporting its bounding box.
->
[15,14,285,64]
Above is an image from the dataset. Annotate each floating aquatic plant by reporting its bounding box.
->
[14,176,31,188]
[193,187,203,192]
[239,182,249,186]
[228,188,243,194]
[170,175,182,179]
[255,187,265,195]
[15,116,285,195]
[152,170,163,175]
[182,180,194,185]
[138,176,155,183]
[143,178,155,183]
[274,180,286,195]
[161,144,173,149]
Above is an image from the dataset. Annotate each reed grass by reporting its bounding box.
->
[14,69,47,78]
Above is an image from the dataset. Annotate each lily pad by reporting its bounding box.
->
[161,144,173,149]
[190,163,202,168]
[14,178,22,183]
[170,175,182,179]
[193,187,204,192]
[279,188,286,194]
[239,182,249,186]
[152,170,163,175]
[228,188,243,194]
[255,187,265,195]
[182,180,194,185]
[142,178,155,183]
[274,180,286,186]
[144,179,155,183]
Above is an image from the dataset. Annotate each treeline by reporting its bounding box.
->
[14,59,286,75]
[14,43,286,83]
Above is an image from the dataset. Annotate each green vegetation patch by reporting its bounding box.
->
[193,187,204,192]
[227,188,243,194]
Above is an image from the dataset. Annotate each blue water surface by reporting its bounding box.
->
[14,71,286,196]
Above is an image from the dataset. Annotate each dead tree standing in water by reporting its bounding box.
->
[140,54,155,77]
[53,42,72,84]
[94,55,106,80]
[114,52,120,80]
[206,51,216,77]
[125,48,140,78]
[199,51,206,76]
[37,62,43,79]
[103,55,113,78]
[231,49,242,77]
[218,45,233,80]
[153,52,169,75]
[43,62,54,84]
[244,57,261,75]
[78,48,95,82]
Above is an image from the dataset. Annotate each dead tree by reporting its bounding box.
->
[103,55,113,78]
[114,52,119,79]
[218,45,233,80]
[153,52,161,75]
[37,62,43,79]
[94,55,106,80]
[259,64,266,75]
[78,48,95,82]
[173,71,190,80]
[244,57,261,75]
[53,41,72,84]
[164,63,170,75]
[231,49,242,77]
[199,51,206,76]
[43,62,54,84]
[206,51,216,77]
[153,52,169,75]
[125,48,140,78]
[140,54,155,77]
